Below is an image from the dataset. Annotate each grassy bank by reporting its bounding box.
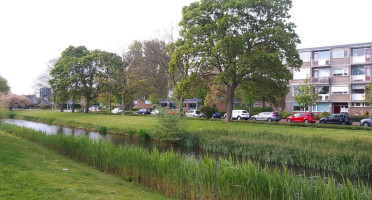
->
[0,130,171,200]
[11,110,372,139]
[8,110,372,175]
[1,123,371,200]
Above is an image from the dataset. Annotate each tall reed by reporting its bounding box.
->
[1,123,371,200]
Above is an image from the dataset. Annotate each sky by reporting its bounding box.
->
[0,0,371,95]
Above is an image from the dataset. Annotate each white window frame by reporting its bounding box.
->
[333,50,349,58]
[332,68,348,76]
[293,68,310,80]
[299,52,311,62]
[331,85,349,94]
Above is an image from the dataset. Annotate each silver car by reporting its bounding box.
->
[251,112,281,122]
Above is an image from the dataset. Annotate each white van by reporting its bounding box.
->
[225,110,250,120]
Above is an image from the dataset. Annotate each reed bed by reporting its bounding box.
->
[184,129,372,176]
[1,123,371,200]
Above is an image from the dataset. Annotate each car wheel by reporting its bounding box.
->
[287,119,291,123]
[304,119,309,123]
[267,118,272,122]
[363,122,369,127]
[252,117,256,121]
[320,121,324,124]
[237,116,241,120]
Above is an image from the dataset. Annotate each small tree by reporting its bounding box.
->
[293,79,318,112]
[151,107,188,143]
[364,83,372,105]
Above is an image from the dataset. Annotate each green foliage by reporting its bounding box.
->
[279,110,293,119]
[137,129,150,140]
[0,105,4,122]
[199,105,217,119]
[7,112,16,119]
[1,124,372,199]
[0,75,10,93]
[150,108,188,142]
[148,94,161,106]
[171,0,302,122]
[293,78,318,110]
[98,126,107,134]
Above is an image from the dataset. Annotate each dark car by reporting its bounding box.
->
[360,117,372,127]
[136,108,152,115]
[319,114,352,125]
[212,112,222,119]
[286,112,316,123]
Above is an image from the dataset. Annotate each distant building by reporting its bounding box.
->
[286,42,372,115]
[40,87,51,99]
[25,95,38,105]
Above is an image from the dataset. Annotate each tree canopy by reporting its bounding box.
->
[171,0,302,121]
[0,75,10,93]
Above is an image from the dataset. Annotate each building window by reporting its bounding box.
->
[313,51,330,65]
[352,66,366,75]
[299,52,311,62]
[331,85,348,94]
[312,103,330,112]
[332,68,348,76]
[293,68,310,80]
[292,85,300,96]
[315,86,329,94]
[351,85,365,94]
[145,100,152,104]
[351,102,370,107]
[332,50,348,58]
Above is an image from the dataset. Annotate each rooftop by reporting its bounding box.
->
[298,42,372,52]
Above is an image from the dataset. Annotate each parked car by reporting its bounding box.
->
[111,108,122,114]
[319,114,352,125]
[360,117,372,127]
[212,112,222,119]
[150,109,159,115]
[89,106,100,112]
[136,109,152,115]
[185,110,205,118]
[251,112,281,122]
[286,112,316,123]
[224,110,250,120]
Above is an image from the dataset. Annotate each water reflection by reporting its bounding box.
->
[3,119,371,187]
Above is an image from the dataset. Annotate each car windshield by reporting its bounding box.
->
[195,111,201,114]
[309,113,314,117]
[242,111,248,113]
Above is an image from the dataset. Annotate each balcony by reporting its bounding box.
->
[312,77,330,84]
[312,59,330,66]
[352,56,368,64]
[318,94,329,101]
[351,94,365,101]
[351,75,367,82]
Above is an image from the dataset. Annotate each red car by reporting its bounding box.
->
[286,112,316,123]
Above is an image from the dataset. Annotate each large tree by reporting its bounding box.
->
[171,0,302,122]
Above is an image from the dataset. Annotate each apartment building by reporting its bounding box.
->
[286,42,372,116]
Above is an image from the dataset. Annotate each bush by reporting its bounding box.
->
[7,112,16,119]
[279,110,292,119]
[137,129,150,140]
[98,126,107,134]
[150,107,188,143]
[199,105,218,119]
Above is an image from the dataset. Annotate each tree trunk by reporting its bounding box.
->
[178,96,183,118]
[85,101,90,113]
[60,104,64,112]
[71,97,75,113]
[262,99,266,108]
[225,84,237,122]
[109,100,112,111]
[121,96,126,115]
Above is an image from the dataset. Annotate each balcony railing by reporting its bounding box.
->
[312,77,330,84]
[351,94,365,101]
[312,59,330,66]
[317,94,329,101]
[352,56,367,64]
[351,75,366,82]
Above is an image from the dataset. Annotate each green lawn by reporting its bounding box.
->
[0,130,172,200]
[12,109,372,140]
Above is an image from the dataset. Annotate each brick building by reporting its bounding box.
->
[286,42,372,116]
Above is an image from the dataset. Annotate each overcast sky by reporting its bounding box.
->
[1,0,371,95]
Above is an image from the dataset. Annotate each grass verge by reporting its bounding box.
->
[0,129,171,200]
